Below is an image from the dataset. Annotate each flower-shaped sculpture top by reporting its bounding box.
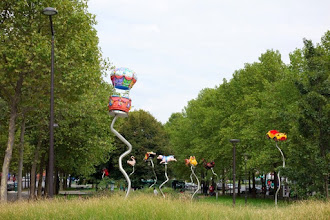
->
[267,130,287,141]
[110,67,137,90]
[202,159,215,169]
[185,156,198,167]
[266,130,279,139]
[144,152,156,162]
[274,133,287,141]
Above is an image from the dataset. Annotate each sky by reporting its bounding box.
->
[87,0,330,123]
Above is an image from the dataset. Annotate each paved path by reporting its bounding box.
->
[7,191,29,202]
[7,190,91,202]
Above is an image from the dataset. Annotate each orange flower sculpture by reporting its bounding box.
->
[267,130,287,141]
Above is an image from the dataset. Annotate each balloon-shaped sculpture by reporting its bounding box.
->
[110,67,137,90]
[157,155,177,198]
[109,67,137,198]
[267,130,287,205]
[127,156,136,176]
[202,159,219,199]
[144,152,157,188]
[185,156,200,200]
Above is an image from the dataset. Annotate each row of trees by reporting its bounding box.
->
[0,0,328,203]
[0,0,115,202]
[165,32,329,199]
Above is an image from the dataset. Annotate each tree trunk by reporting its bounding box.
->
[63,173,67,190]
[17,117,26,200]
[37,155,45,199]
[238,178,241,196]
[222,169,225,195]
[274,171,278,200]
[29,135,42,200]
[0,101,18,202]
[44,163,48,198]
[0,72,23,203]
[252,172,256,198]
[261,174,266,199]
[59,172,64,191]
[55,168,59,195]
[248,171,251,193]
[68,175,72,188]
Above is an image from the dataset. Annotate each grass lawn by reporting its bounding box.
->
[0,190,328,219]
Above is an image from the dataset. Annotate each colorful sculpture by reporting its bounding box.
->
[267,130,287,141]
[185,156,198,167]
[185,156,200,200]
[144,152,157,188]
[102,168,109,179]
[267,130,287,205]
[110,67,137,90]
[109,67,137,198]
[202,159,215,170]
[144,152,156,161]
[127,156,136,167]
[157,155,177,164]
[158,155,176,198]
[202,159,219,199]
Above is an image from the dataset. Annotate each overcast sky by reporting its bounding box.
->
[87,0,329,123]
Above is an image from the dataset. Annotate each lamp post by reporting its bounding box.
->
[230,139,240,207]
[42,7,58,198]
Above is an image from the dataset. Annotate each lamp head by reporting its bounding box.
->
[42,7,58,16]
[229,139,240,143]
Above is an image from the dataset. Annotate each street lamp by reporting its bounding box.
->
[230,139,240,207]
[42,7,58,198]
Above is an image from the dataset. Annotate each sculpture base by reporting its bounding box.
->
[109,110,128,118]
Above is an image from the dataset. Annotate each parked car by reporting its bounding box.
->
[227,183,238,189]
[185,182,198,190]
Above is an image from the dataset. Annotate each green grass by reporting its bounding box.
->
[0,191,329,219]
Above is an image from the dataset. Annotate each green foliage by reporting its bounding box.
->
[165,32,330,199]
[106,110,171,185]
[0,0,115,183]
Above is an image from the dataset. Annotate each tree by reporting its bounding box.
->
[0,0,110,201]
[106,110,171,188]
[287,32,330,198]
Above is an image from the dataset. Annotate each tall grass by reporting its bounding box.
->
[0,192,328,220]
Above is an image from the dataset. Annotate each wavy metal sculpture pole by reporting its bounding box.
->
[129,166,135,177]
[159,164,169,198]
[211,168,219,199]
[149,159,157,188]
[110,115,132,198]
[191,165,200,200]
[275,142,285,205]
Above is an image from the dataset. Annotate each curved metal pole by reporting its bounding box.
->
[129,166,135,177]
[191,166,200,200]
[110,115,132,198]
[275,142,285,205]
[149,159,157,188]
[211,168,219,200]
[190,173,194,183]
[159,164,168,198]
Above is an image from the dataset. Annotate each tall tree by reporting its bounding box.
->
[0,0,109,201]
[288,32,330,198]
